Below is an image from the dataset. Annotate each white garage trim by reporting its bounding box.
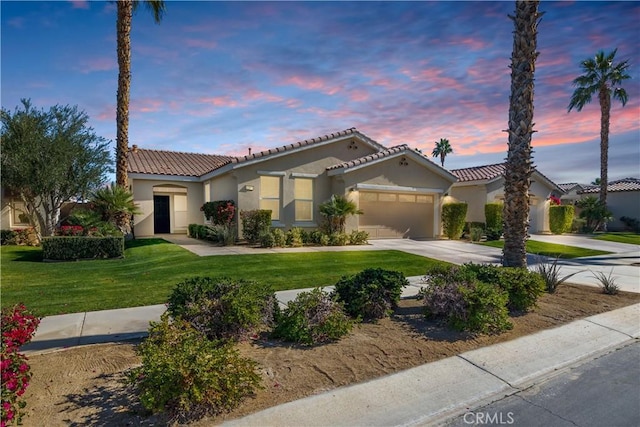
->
[354,183,444,194]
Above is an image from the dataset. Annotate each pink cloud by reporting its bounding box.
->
[448,37,489,51]
[401,67,467,93]
[69,0,89,10]
[281,75,341,95]
[131,98,164,114]
[199,96,239,108]
[75,57,116,74]
[96,105,115,121]
[184,38,217,49]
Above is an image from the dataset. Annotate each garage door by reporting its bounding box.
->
[358,191,434,239]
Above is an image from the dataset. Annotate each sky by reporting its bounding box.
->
[2,1,639,185]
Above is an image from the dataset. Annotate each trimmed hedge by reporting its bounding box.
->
[549,205,574,234]
[442,203,467,240]
[42,236,124,261]
[484,203,503,230]
[239,210,272,244]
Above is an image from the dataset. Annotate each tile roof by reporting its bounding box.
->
[450,163,506,182]
[578,178,640,193]
[127,147,234,177]
[558,183,581,192]
[229,127,383,165]
[326,144,412,170]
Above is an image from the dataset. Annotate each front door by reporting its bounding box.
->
[153,195,170,234]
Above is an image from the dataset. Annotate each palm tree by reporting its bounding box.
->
[431,138,453,167]
[502,0,542,268]
[91,183,141,232]
[568,49,630,205]
[116,0,165,230]
[318,194,363,234]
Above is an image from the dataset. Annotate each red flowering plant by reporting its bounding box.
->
[548,195,562,206]
[201,200,236,225]
[1,304,40,426]
[55,225,85,236]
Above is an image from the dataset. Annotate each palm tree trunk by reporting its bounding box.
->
[502,0,541,268]
[598,85,610,206]
[116,1,132,190]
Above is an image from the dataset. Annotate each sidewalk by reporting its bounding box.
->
[20,234,640,425]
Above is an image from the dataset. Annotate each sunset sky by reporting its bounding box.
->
[2,1,638,184]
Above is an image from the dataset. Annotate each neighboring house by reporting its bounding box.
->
[0,187,30,230]
[558,182,593,205]
[127,128,458,239]
[577,178,640,231]
[448,163,563,234]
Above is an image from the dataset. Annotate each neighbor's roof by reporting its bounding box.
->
[558,182,582,192]
[450,162,562,192]
[578,178,640,193]
[127,148,234,177]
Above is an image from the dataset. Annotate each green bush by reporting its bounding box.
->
[271,228,286,247]
[201,200,236,225]
[620,216,640,233]
[42,236,124,261]
[462,263,544,311]
[464,222,486,233]
[485,227,502,241]
[484,203,503,231]
[549,205,574,234]
[272,288,354,345]
[1,228,39,246]
[188,224,198,238]
[328,232,349,246]
[167,277,278,341]
[442,203,467,240]
[206,224,237,246]
[188,224,209,240]
[0,230,16,245]
[469,227,483,242]
[333,268,408,321]
[128,314,261,422]
[420,279,512,334]
[259,231,275,248]
[240,210,272,244]
[285,227,303,247]
[348,230,369,245]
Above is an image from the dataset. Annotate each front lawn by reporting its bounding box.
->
[1,239,447,317]
[479,239,611,259]
[592,232,640,245]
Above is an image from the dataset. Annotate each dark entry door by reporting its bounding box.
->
[153,195,170,234]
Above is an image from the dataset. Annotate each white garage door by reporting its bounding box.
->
[358,191,434,239]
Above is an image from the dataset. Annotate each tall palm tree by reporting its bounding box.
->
[502,0,542,268]
[431,138,453,167]
[318,195,362,234]
[116,0,165,230]
[568,49,630,205]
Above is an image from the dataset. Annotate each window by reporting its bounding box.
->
[260,176,280,220]
[294,178,313,221]
[12,200,29,226]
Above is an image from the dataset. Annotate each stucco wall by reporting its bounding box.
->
[449,185,488,224]
[606,191,640,231]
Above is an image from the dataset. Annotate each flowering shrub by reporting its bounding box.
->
[1,304,40,426]
[548,195,562,206]
[201,200,236,225]
[2,229,38,246]
[56,225,84,236]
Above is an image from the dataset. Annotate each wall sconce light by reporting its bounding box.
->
[245,185,254,191]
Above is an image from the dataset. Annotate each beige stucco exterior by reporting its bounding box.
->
[601,191,640,231]
[449,172,559,234]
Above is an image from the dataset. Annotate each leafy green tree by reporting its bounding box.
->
[116,0,165,231]
[1,99,111,238]
[502,0,542,268]
[568,49,630,205]
[590,177,601,186]
[91,183,141,232]
[431,138,453,167]
[318,195,362,234]
[576,196,612,232]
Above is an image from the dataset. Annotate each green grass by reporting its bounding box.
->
[592,232,640,245]
[479,239,611,259]
[0,239,448,317]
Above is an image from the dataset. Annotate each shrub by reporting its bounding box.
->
[2,228,38,246]
[328,232,349,246]
[463,263,544,311]
[207,223,237,246]
[535,256,582,293]
[571,218,587,233]
[319,233,330,246]
[271,228,286,247]
[464,222,486,234]
[0,230,16,245]
[420,280,512,334]
[308,230,324,245]
[484,203,503,231]
[620,216,640,233]
[201,200,236,225]
[592,269,619,295]
[333,268,408,321]
[188,224,209,240]
[469,227,483,242]
[576,196,612,232]
[240,210,272,244]
[485,227,502,241]
[42,236,124,261]
[259,231,275,248]
[442,203,467,240]
[272,288,354,345]
[285,227,303,247]
[128,314,261,422]
[549,205,574,234]
[166,277,278,341]
[318,194,362,234]
[348,230,369,245]
[1,304,40,426]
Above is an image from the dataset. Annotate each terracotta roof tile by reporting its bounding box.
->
[558,183,581,192]
[578,178,640,193]
[127,148,234,177]
[327,144,414,170]
[450,163,506,182]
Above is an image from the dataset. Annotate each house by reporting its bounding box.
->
[558,182,593,205]
[0,188,30,230]
[577,178,640,231]
[448,163,563,234]
[127,128,458,239]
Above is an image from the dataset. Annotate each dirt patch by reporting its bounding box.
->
[22,284,640,426]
